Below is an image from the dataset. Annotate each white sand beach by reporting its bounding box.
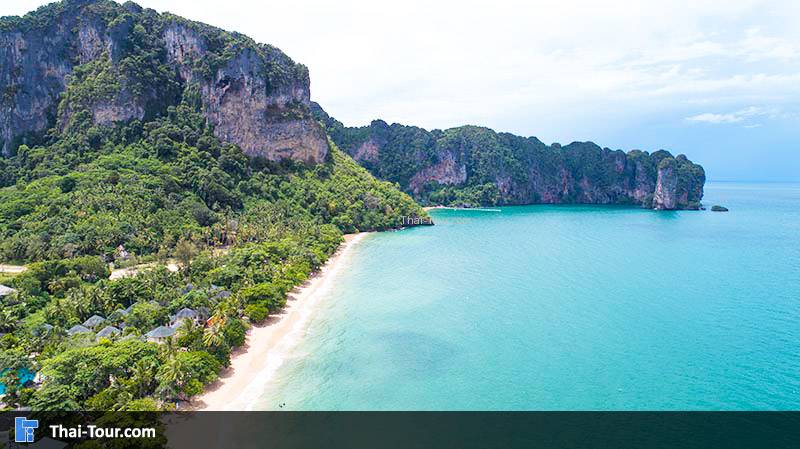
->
[192,233,366,410]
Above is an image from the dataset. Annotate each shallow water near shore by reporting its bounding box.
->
[259,182,800,410]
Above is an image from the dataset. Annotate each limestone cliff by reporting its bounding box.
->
[0,0,328,163]
[314,103,706,210]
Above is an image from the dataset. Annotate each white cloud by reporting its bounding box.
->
[686,112,745,124]
[686,106,778,125]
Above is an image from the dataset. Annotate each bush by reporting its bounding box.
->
[223,319,247,347]
[123,397,160,411]
[238,283,285,312]
[244,303,268,323]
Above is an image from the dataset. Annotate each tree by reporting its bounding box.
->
[86,379,134,411]
[175,318,202,350]
[173,239,198,270]
[0,308,16,332]
[202,323,225,349]
[155,351,220,401]
[244,303,268,323]
[0,370,21,407]
[238,283,285,312]
[29,384,81,411]
[223,319,246,347]
[130,358,158,398]
[155,355,184,402]
[124,302,167,330]
[122,397,160,411]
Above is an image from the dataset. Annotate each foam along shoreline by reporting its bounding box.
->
[192,232,367,411]
[423,206,501,212]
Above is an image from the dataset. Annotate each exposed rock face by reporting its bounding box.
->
[0,0,328,163]
[162,23,327,163]
[353,139,381,164]
[1,18,73,155]
[653,158,678,210]
[409,151,467,193]
[314,103,706,209]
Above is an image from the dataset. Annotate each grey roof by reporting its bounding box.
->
[124,304,136,313]
[213,290,231,300]
[175,308,198,320]
[0,284,17,296]
[32,323,54,336]
[67,324,92,336]
[113,308,129,316]
[145,325,176,339]
[96,325,121,338]
[82,314,106,328]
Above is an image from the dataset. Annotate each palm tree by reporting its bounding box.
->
[175,318,199,349]
[156,355,185,401]
[176,318,195,340]
[105,378,134,411]
[85,285,112,316]
[0,308,16,332]
[202,322,225,348]
[65,288,89,321]
[130,359,156,398]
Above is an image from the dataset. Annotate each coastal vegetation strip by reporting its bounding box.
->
[195,233,366,410]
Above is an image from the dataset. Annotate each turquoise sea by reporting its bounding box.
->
[260,182,800,410]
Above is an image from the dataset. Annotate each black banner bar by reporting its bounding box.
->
[3,412,799,449]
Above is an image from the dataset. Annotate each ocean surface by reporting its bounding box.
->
[260,182,800,410]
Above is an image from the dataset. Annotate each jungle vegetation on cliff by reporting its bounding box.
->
[0,0,426,412]
[312,104,706,210]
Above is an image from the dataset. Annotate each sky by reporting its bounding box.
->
[4,0,800,181]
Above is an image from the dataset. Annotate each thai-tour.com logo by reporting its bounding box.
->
[13,416,156,442]
[14,417,38,443]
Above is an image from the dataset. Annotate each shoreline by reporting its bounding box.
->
[423,205,501,212]
[191,232,367,411]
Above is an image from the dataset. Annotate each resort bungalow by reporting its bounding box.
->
[197,306,211,319]
[82,314,106,329]
[212,289,231,301]
[0,285,17,297]
[32,323,53,337]
[109,308,128,320]
[170,307,199,325]
[67,325,93,336]
[96,326,121,339]
[145,325,176,343]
